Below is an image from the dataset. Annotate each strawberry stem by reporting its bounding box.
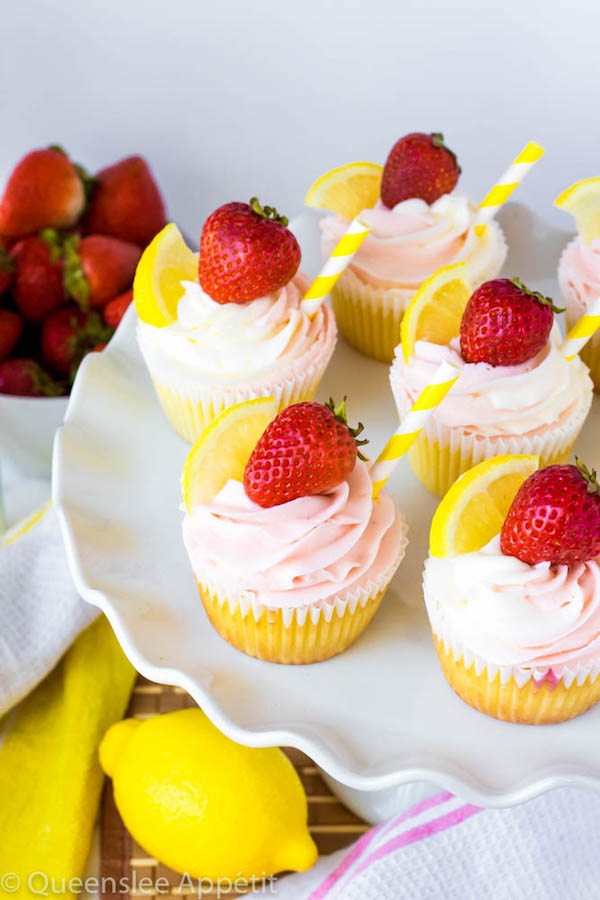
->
[325,397,369,461]
[0,241,14,274]
[430,132,461,174]
[510,277,565,314]
[40,227,65,265]
[575,457,600,495]
[62,235,91,310]
[249,197,289,227]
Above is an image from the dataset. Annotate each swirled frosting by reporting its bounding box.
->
[558,236,600,320]
[182,460,406,609]
[137,273,336,387]
[320,193,506,295]
[424,536,600,673]
[390,325,592,436]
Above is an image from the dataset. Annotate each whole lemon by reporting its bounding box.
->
[99,708,317,880]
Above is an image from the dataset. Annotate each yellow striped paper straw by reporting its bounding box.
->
[562,296,600,361]
[474,142,545,237]
[371,360,460,498]
[302,216,371,316]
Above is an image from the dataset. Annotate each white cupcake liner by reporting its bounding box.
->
[424,589,600,690]
[195,519,408,629]
[137,315,337,443]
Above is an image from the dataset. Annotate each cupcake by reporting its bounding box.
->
[136,200,336,443]
[390,274,593,496]
[556,177,600,391]
[182,398,407,664]
[424,455,600,724]
[310,133,506,363]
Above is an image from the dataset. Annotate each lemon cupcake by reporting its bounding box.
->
[390,267,593,496]
[307,133,506,363]
[181,398,407,664]
[424,455,600,724]
[556,177,600,391]
[135,201,336,443]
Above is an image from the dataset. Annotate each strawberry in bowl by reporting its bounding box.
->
[0,145,167,475]
[134,199,337,444]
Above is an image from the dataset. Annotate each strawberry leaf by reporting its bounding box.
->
[62,235,90,310]
[430,132,461,174]
[0,241,14,274]
[325,397,369,461]
[510,277,565,314]
[249,197,289,227]
[575,457,600,496]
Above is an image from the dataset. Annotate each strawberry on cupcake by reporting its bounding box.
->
[181,398,407,664]
[135,199,337,443]
[306,132,507,363]
[424,455,600,724]
[390,271,594,496]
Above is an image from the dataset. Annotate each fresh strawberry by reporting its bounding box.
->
[243,399,368,508]
[63,235,141,309]
[11,233,65,323]
[103,288,133,328]
[199,198,301,304]
[381,132,461,208]
[83,155,166,246]
[0,357,64,396]
[0,147,85,237]
[460,278,562,367]
[501,460,600,566]
[0,310,23,360]
[41,304,112,377]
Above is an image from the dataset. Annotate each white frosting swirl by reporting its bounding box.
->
[137,273,336,387]
[424,536,600,673]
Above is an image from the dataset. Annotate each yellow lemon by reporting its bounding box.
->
[429,454,539,558]
[400,261,472,362]
[181,397,278,510]
[99,709,317,881]
[133,223,198,327]
[555,177,600,244]
[305,161,383,220]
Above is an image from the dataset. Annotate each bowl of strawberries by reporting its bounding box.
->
[0,145,167,475]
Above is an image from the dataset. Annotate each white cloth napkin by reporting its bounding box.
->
[269,787,600,899]
[0,497,97,715]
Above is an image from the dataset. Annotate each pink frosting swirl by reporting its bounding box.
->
[390,327,592,436]
[424,536,600,674]
[558,236,600,321]
[182,460,406,609]
[320,194,506,291]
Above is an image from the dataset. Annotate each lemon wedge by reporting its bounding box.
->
[400,261,472,362]
[133,223,198,327]
[181,397,278,511]
[555,177,600,244]
[430,454,539,558]
[305,161,383,220]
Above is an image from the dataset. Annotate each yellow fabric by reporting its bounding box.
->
[0,616,135,896]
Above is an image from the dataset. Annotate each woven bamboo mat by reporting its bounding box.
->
[100,675,369,898]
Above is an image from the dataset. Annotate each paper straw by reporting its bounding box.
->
[561,296,600,361]
[302,216,371,316]
[474,142,545,237]
[370,361,461,498]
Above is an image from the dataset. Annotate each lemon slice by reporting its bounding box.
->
[181,397,278,511]
[133,223,198,327]
[430,454,539,558]
[554,177,600,244]
[305,162,383,220]
[400,261,472,362]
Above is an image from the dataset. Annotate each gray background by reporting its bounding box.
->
[1,0,598,241]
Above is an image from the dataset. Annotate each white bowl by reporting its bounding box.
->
[0,394,69,477]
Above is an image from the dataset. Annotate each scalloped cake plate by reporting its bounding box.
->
[53,205,600,808]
